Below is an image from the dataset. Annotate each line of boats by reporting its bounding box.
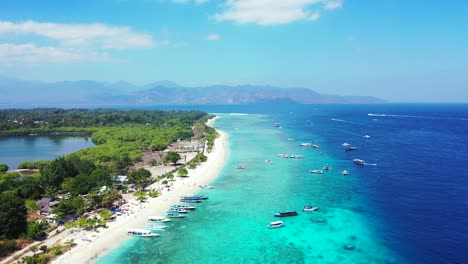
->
[129,196,209,237]
[277,154,304,159]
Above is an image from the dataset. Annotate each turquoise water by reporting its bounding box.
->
[0,136,95,169]
[98,113,403,264]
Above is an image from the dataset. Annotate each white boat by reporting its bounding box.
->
[300,143,312,147]
[168,207,189,213]
[150,224,167,230]
[236,165,246,169]
[342,170,350,175]
[310,170,324,174]
[312,144,320,148]
[322,164,332,170]
[342,143,351,147]
[290,155,304,159]
[363,134,371,139]
[167,212,186,218]
[127,229,159,237]
[265,160,274,165]
[303,206,319,212]
[200,184,214,189]
[277,154,289,158]
[267,221,285,229]
[171,204,196,210]
[148,216,171,222]
[353,159,365,165]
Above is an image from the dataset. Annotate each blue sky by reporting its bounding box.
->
[0,0,467,102]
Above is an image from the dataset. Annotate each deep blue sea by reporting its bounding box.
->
[89,104,468,263]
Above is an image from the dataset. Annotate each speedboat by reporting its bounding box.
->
[167,207,188,213]
[300,143,312,147]
[181,195,208,200]
[345,147,357,151]
[127,229,159,237]
[265,160,274,165]
[180,198,201,203]
[310,170,324,174]
[363,134,371,139]
[267,221,285,229]
[322,164,332,170]
[289,155,304,159]
[353,159,365,165]
[342,170,350,175]
[236,165,246,169]
[342,143,351,147]
[312,144,320,148]
[171,204,196,210]
[167,212,186,218]
[274,122,281,128]
[148,216,171,222]
[277,154,289,158]
[274,211,299,217]
[150,225,167,230]
[200,184,214,189]
[303,206,319,212]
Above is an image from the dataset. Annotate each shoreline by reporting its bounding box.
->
[52,117,229,264]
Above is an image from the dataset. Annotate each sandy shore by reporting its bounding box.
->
[52,119,228,264]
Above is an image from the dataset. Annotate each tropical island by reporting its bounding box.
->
[0,108,224,263]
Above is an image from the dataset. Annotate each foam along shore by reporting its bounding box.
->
[52,118,228,264]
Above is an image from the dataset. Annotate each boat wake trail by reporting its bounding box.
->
[368,113,468,121]
[364,163,377,166]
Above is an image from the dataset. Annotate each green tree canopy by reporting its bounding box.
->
[0,193,27,239]
[0,164,8,173]
[128,168,152,189]
[177,167,188,177]
[164,151,181,165]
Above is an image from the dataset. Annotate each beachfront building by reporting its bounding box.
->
[37,197,60,216]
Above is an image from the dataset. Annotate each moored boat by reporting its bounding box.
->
[345,147,357,151]
[167,207,188,213]
[171,204,196,210]
[148,216,171,222]
[300,143,312,147]
[200,184,214,189]
[267,221,285,229]
[303,205,319,212]
[265,160,274,165]
[274,211,299,217]
[342,170,350,175]
[342,143,351,147]
[236,165,246,169]
[353,159,365,165]
[277,154,289,158]
[180,198,201,203]
[312,144,320,148]
[322,164,332,170]
[274,122,281,128]
[363,134,371,139]
[310,170,324,174]
[290,155,304,159]
[167,211,186,218]
[181,195,208,200]
[127,229,159,237]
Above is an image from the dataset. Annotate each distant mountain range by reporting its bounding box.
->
[0,77,386,106]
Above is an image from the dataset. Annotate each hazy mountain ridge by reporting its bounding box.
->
[0,77,386,105]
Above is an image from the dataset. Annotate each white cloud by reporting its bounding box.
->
[324,0,342,10]
[0,20,155,49]
[0,43,115,66]
[213,0,342,25]
[205,33,220,41]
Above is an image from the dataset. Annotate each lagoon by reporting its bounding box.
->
[0,136,95,169]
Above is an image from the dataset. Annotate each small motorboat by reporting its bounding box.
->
[300,143,312,147]
[148,216,171,222]
[200,184,215,189]
[363,134,371,139]
[322,164,332,170]
[167,207,189,213]
[289,155,304,159]
[310,170,324,174]
[171,204,196,210]
[342,143,351,147]
[342,170,350,175]
[265,160,274,165]
[345,147,357,151]
[274,211,299,217]
[274,122,281,128]
[167,212,186,218]
[277,154,289,158]
[353,159,365,165]
[127,229,159,237]
[181,195,208,200]
[267,221,285,229]
[236,165,246,169]
[180,198,201,203]
[303,206,319,212]
[312,144,320,148]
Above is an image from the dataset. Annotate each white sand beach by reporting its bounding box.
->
[52,120,228,264]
